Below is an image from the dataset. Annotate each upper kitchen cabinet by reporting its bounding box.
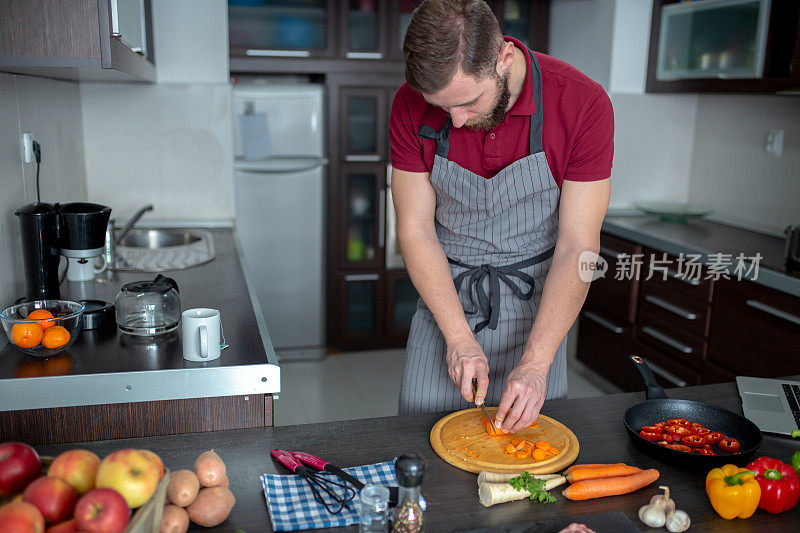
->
[646,0,800,93]
[494,0,550,53]
[342,1,388,61]
[0,0,155,82]
[228,0,336,59]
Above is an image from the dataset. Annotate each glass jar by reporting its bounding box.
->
[359,484,390,533]
[115,274,181,336]
[391,453,426,533]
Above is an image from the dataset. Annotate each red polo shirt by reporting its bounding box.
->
[389,37,614,186]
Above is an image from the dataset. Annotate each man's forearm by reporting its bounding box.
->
[400,233,472,344]
[520,244,593,369]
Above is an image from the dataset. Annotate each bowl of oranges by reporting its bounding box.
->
[1,300,84,356]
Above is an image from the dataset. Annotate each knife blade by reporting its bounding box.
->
[472,379,497,436]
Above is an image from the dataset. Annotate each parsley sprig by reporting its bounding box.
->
[509,472,556,503]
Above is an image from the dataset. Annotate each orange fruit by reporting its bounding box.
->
[10,322,44,348]
[27,309,55,329]
[41,325,70,349]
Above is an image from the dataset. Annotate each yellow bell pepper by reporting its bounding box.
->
[706,464,761,519]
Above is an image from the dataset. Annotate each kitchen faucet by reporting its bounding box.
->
[115,204,154,244]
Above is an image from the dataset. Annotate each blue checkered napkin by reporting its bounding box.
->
[261,460,396,532]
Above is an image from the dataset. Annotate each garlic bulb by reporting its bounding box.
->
[650,485,676,513]
[666,509,691,532]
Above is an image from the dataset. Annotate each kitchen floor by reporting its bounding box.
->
[274,348,622,426]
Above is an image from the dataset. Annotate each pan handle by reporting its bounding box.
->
[628,355,668,400]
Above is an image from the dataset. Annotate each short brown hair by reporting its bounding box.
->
[403,0,503,94]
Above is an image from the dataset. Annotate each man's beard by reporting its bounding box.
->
[465,73,511,131]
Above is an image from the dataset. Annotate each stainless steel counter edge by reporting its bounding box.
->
[232,229,280,367]
[0,364,281,411]
[602,219,800,298]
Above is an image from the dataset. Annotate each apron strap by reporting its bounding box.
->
[528,48,544,154]
[449,246,555,333]
[418,116,452,158]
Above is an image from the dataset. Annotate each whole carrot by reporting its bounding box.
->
[566,464,642,482]
[562,469,660,500]
[563,463,617,475]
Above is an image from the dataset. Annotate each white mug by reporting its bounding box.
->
[182,308,224,361]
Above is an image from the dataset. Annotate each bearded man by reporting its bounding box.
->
[390,0,614,433]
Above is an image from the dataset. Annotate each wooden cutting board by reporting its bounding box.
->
[430,407,579,474]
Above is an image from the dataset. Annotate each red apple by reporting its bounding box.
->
[0,442,41,497]
[45,519,78,533]
[23,477,78,524]
[73,489,129,533]
[95,449,160,508]
[48,450,101,494]
[137,449,164,480]
[0,501,45,533]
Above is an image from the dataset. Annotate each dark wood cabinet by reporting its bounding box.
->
[646,0,800,93]
[0,0,155,82]
[338,163,387,271]
[577,229,800,390]
[385,269,419,344]
[707,278,800,377]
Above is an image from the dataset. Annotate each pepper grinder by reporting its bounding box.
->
[392,453,426,533]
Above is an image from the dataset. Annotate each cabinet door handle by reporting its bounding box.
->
[345,52,384,60]
[635,355,687,387]
[345,155,382,162]
[245,49,311,58]
[644,295,697,320]
[378,189,386,249]
[583,311,624,334]
[345,274,379,282]
[666,268,700,286]
[746,299,800,327]
[641,326,693,354]
[599,246,625,260]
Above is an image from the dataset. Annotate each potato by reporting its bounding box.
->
[218,475,229,488]
[186,487,235,527]
[167,470,200,507]
[194,450,226,487]
[160,505,190,533]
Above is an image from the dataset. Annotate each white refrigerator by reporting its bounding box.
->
[233,83,326,360]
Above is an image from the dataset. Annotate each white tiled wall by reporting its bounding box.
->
[79,83,234,222]
[0,73,87,308]
[688,95,800,233]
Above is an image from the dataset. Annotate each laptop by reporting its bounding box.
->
[737,376,800,435]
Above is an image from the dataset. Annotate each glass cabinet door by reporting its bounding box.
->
[656,0,770,80]
[502,0,532,48]
[390,0,424,60]
[340,87,386,162]
[228,0,335,58]
[385,270,419,343]
[342,1,386,60]
[341,164,385,269]
[335,273,384,347]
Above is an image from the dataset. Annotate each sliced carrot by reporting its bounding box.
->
[523,442,534,452]
[563,463,622,475]
[562,469,660,500]
[467,450,476,457]
[515,450,530,459]
[505,444,516,455]
[546,448,560,456]
[528,422,539,428]
[532,449,547,461]
[535,441,551,450]
[480,417,487,424]
[510,439,521,447]
[514,441,526,452]
[566,464,642,483]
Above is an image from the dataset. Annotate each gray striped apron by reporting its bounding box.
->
[399,51,568,414]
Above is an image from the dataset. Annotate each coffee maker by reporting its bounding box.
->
[16,202,112,301]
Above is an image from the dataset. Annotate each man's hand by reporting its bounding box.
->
[494,360,549,433]
[446,337,490,404]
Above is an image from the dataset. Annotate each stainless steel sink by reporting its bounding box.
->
[114,229,215,272]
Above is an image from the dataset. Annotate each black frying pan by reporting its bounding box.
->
[623,355,762,467]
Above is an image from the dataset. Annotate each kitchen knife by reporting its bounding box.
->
[290,451,399,506]
[472,379,498,435]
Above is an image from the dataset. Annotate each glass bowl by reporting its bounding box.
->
[1,300,84,356]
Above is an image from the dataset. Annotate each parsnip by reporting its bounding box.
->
[478,477,566,507]
[476,471,561,485]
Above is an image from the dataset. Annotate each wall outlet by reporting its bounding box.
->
[21,132,34,163]
[765,129,784,159]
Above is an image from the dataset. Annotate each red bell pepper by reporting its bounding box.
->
[745,457,800,513]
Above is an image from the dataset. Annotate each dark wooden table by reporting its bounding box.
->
[37,380,800,532]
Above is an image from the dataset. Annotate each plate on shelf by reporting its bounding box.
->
[635,201,714,223]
